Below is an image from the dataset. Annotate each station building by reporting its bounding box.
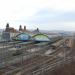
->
[2,23,29,41]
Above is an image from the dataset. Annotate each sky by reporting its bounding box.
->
[0,0,75,31]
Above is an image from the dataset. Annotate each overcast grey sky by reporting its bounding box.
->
[0,0,75,31]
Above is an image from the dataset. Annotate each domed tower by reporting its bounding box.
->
[24,26,26,31]
[5,23,10,32]
[36,28,39,32]
[19,25,22,31]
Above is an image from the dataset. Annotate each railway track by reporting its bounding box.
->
[0,38,66,75]
[20,47,64,75]
[13,38,75,75]
[0,42,49,59]
[0,41,34,50]
[20,45,72,75]
[31,48,72,75]
[0,55,51,74]
[1,44,65,75]
[0,40,53,63]
[31,41,73,75]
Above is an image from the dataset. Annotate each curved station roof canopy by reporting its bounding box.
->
[13,33,50,42]
[14,33,31,41]
[32,34,50,42]
[14,33,50,42]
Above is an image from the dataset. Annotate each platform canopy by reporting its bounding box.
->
[32,34,50,42]
[14,33,31,41]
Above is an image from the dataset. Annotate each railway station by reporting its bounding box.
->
[0,24,75,75]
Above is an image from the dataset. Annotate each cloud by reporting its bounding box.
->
[19,8,75,31]
[24,8,75,23]
[0,0,75,31]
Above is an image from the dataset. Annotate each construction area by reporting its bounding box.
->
[0,34,75,75]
